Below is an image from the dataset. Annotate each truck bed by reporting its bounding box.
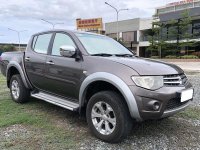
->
[0,51,24,76]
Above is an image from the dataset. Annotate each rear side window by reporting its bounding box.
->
[33,34,52,54]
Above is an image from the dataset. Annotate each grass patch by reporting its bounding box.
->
[0,73,200,149]
[0,74,81,149]
[0,99,46,127]
[176,107,200,120]
[0,98,79,149]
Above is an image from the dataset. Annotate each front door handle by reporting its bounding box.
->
[46,61,55,65]
[25,57,30,61]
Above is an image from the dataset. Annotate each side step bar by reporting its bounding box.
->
[31,92,79,111]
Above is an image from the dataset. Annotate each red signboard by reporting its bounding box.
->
[76,18,103,30]
[168,0,194,6]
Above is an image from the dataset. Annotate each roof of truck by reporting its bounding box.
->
[32,29,106,37]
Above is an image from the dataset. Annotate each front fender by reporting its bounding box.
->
[79,72,142,121]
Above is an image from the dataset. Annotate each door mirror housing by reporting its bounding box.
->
[60,45,76,57]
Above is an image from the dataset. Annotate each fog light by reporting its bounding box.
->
[152,102,160,111]
[147,101,160,111]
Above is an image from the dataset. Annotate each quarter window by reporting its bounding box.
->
[32,36,37,49]
[34,34,52,54]
[51,33,76,56]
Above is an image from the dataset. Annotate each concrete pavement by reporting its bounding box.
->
[169,62,200,72]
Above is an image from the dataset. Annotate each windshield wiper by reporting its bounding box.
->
[115,54,134,57]
[91,53,113,57]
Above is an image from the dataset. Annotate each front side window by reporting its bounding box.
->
[34,33,52,54]
[51,33,76,56]
[76,33,132,55]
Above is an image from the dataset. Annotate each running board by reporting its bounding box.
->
[31,92,79,111]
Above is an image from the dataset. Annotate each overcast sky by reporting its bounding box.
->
[0,0,178,43]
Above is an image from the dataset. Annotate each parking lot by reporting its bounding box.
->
[0,71,199,150]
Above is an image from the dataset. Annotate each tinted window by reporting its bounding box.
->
[52,33,76,56]
[34,34,52,54]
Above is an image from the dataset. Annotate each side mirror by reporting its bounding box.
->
[60,45,76,57]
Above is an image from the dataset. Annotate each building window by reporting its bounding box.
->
[194,1,200,7]
[140,30,151,41]
[193,21,200,38]
[175,3,193,11]
[122,32,134,42]
[157,6,174,14]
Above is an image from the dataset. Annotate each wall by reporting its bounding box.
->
[105,18,140,34]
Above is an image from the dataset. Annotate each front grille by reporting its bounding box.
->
[165,98,189,111]
[163,74,187,86]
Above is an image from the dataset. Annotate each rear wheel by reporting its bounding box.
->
[10,74,30,103]
[86,91,133,143]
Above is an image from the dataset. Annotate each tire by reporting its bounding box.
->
[86,91,133,143]
[10,74,30,103]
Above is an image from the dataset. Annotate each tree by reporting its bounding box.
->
[0,45,16,53]
[166,19,179,56]
[147,20,168,58]
[148,9,195,58]
[179,10,194,55]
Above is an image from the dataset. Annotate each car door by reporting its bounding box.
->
[25,33,53,90]
[43,32,83,100]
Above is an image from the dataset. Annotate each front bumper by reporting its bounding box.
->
[161,101,190,118]
[129,81,193,121]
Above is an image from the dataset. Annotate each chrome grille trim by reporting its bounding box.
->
[163,74,187,86]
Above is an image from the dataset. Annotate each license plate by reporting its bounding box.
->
[181,89,193,102]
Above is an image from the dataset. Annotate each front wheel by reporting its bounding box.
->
[86,91,133,143]
[10,74,30,103]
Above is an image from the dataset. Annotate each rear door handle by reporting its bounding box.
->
[46,61,55,65]
[25,57,30,61]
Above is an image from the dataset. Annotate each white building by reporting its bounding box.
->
[105,18,153,56]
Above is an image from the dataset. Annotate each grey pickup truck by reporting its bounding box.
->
[0,30,194,143]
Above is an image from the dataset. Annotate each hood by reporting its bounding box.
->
[103,57,184,75]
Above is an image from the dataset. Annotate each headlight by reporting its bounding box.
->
[132,76,163,90]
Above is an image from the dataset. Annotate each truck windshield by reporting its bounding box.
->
[75,33,133,55]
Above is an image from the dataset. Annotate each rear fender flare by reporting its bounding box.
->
[6,61,29,88]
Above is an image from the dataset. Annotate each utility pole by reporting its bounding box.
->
[105,2,128,41]
[41,19,64,29]
[8,28,27,51]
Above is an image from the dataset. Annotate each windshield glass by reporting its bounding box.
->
[75,33,132,55]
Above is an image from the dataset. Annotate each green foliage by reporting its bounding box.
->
[0,75,79,149]
[148,9,197,58]
[177,107,200,120]
[0,45,16,52]
[150,56,160,59]
[117,38,126,46]
[165,55,179,59]
[180,55,199,59]
[179,10,194,50]
[192,51,200,58]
